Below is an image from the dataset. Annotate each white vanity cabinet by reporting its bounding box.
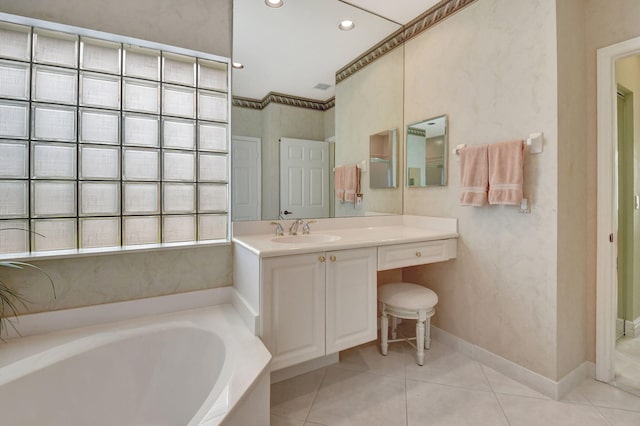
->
[261,247,377,371]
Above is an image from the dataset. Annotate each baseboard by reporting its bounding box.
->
[617,318,625,339]
[431,326,590,400]
[632,317,640,337]
[270,353,339,384]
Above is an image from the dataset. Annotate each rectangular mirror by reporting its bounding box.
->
[369,128,397,189]
[406,114,448,187]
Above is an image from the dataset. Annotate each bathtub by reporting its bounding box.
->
[0,293,271,426]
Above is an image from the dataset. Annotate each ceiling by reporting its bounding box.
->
[232,0,440,102]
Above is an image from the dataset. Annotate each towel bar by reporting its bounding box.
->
[453,132,544,155]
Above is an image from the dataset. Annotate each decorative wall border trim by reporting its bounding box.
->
[234,0,478,110]
[403,0,477,43]
[335,27,405,83]
[233,92,335,111]
[407,127,426,137]
[336,0,478,84]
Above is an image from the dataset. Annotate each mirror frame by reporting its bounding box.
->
[369,128,398,189]
[406,114,448,188]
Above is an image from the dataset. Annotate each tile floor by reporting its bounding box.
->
[615,335,640,397]
[271,338,640,426]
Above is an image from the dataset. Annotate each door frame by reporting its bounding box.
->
[596,35,640,382]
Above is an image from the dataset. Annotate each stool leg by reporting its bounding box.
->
[381,308,389,356]
[424,317,431,349]
[416,319,425,366]
[391,316,398,339]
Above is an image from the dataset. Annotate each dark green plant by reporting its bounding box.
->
[0,228,56,337]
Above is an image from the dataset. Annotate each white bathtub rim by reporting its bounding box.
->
[1,286,236,340]
[0,297,271,426]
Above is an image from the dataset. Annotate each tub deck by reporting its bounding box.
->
[0,296,271,426]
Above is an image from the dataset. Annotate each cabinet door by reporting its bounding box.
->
[261,252,325,371]
[325,247,377,353]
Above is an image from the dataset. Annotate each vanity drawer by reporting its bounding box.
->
[377,239,456,271]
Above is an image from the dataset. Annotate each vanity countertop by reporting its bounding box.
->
[232,215,458,258]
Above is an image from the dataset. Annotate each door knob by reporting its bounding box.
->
[319,256,326,262]
[330,255,336,262]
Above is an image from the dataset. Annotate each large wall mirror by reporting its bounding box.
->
[231,0,404,221]
[406,115,448,187]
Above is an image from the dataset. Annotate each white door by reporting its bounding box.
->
[232,136,261,221]
[261,252,326,371]
[325,247,378,353]
[279,138,329,219]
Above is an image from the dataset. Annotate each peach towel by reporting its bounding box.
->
[488,140,524,205]
[459,144,489,207]
[344,165,360,203]
[334,166,345,202]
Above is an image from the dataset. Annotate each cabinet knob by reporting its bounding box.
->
[319,256,326,262]
[416,252,422,257]
[330,255,337,262]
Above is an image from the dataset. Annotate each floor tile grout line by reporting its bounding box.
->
[405,376,495,393]
[590,405,615,426]
[480,365,512,426]
[303,366,329,424]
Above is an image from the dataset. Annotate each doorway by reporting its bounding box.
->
[596,36,640,395]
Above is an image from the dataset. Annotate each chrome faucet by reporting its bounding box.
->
[270,222,284,236]
[289,219,304,235]
[302,220,316,235]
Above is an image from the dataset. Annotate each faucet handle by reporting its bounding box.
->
[302,220,316,235]
[270,221,284,236]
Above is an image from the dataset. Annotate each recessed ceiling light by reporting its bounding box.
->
[265,0,283,8]
[338,20,355,31]
[232,62,244,69]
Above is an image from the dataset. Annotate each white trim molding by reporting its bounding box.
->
[628,317,640,338]
[431,327,593,400]
[596,34,640,383]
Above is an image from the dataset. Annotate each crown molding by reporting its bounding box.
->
[407,127,426,137]
[336,27,405,83]
[233,0,478,110]
[403,0,477,42]
[232,92,335,111]
[336,0,478,84]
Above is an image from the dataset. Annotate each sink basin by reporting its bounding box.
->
[272,234,341,244]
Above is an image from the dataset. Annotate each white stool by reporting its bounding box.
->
[378,282,438,366]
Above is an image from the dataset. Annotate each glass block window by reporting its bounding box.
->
[0,19,229,255]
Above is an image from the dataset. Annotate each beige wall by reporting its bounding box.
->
[555,0,588,379]
[402,0,560,379]
[0,0,231,57]
[400,0,640,380]
[1,246,232,314]
[335,47,404,217]
[0,0,233,315]
[232,106,263,138]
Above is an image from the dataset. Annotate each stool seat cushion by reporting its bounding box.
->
[378,282,438,310]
